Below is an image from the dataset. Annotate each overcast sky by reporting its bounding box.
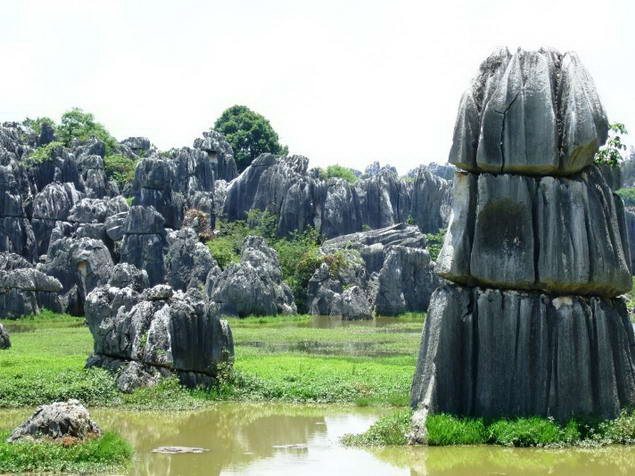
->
[1,0,633,173]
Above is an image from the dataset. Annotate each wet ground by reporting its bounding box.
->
[2,404,634,476]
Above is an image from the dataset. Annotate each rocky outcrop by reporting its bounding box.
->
[225,155,451,238]
[165,227,215,291]
[412,284,635,422]
[40,235,113,316]
[626,210,635,274]
[31,182,83,254]
[0,252,63,317]
[85,265,234,391]
[0,165,36,260]
[120,206,167,286]
[193,130,238,181]
[206,236,296,317]
[7,400,101,443]
[449,48,608,176]
[0,323,10,349]
[307,224,439,317]
[411,48,635,440]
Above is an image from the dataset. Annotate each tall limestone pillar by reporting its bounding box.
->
[410,48,635,442]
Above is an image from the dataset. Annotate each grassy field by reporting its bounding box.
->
[0,431,132,474]
[0,312,423,408]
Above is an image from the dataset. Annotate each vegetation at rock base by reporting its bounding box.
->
[0,311,422,409]
[318,164,359,183]
[207,208,357,312]
[343,411,635,448]
[214,105,287,172]
[0,431,132,474]
[594,122,628,167]
[342,409,412,446]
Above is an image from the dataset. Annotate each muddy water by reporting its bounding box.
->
[2,404,634,475]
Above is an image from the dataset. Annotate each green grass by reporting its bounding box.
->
[0,311,424,408]
[0,431,132,473]
[343,411,635,448]
[426,414,487,445]
[342,409,412,446]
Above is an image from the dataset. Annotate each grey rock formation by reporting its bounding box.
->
[449,48,608,176]
[193,130,238,181]
[0,165,36,260]
[0,323,10,349]
[120,206,167,286]
[436,167,631,297]
[31,182,83,254]
[411,48,635,436]
[307,224,438,317]
[412,284,635,422]
[165,227,215,291]
[625,210,635,274]
[0,252,63,318]
[132,145,218,229]
[375,245,438,315]
[40,236,113,316]
[225,155,451,239]
[207,236,296,317]
[7,400,101,442]
[86,268,234,391]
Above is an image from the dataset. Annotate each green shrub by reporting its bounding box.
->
[426,414,487,445]
[487,417,579,447]
[22,116,55,136]
[342,409,412,446]
[319,164,359,183]
[57,108,119,155]
[272,228,323,312]
[425,227,446,261]
[616,187,635,207]
[27,141,64,164]
[104,154,138,188]
[595,410,635,444]
[0,431,132,473]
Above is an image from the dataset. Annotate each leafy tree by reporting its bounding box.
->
[616,188,635,207]
[214,105,287,172]
[595,123,628,167]
[57,108,118,155]
[103,154,138,189]
[22,117,55,136]
[319,164,359,184]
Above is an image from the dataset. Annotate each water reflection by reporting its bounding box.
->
[306,315,422,329]
[2,404,635,475]
[240,340,400,357]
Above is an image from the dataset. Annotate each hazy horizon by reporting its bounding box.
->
[1,0,633,174]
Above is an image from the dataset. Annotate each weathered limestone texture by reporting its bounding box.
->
[411,48,635,443]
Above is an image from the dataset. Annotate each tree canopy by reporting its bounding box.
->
[214,105,287,172]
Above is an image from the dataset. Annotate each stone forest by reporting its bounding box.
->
[2,46,635,475]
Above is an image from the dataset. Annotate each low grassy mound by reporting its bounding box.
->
[0,431,132,474]
[343,410,635,447]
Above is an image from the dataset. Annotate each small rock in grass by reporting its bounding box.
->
[0,323,10,349]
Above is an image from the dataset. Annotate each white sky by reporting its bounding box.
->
[1,0,633,173]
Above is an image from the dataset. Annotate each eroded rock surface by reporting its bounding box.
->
[206,236,296,317]
[86,264,234,391]
[307,224,439,317]
[0,323,10,349]
[411,48,635,434]
[7,400,101,443]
